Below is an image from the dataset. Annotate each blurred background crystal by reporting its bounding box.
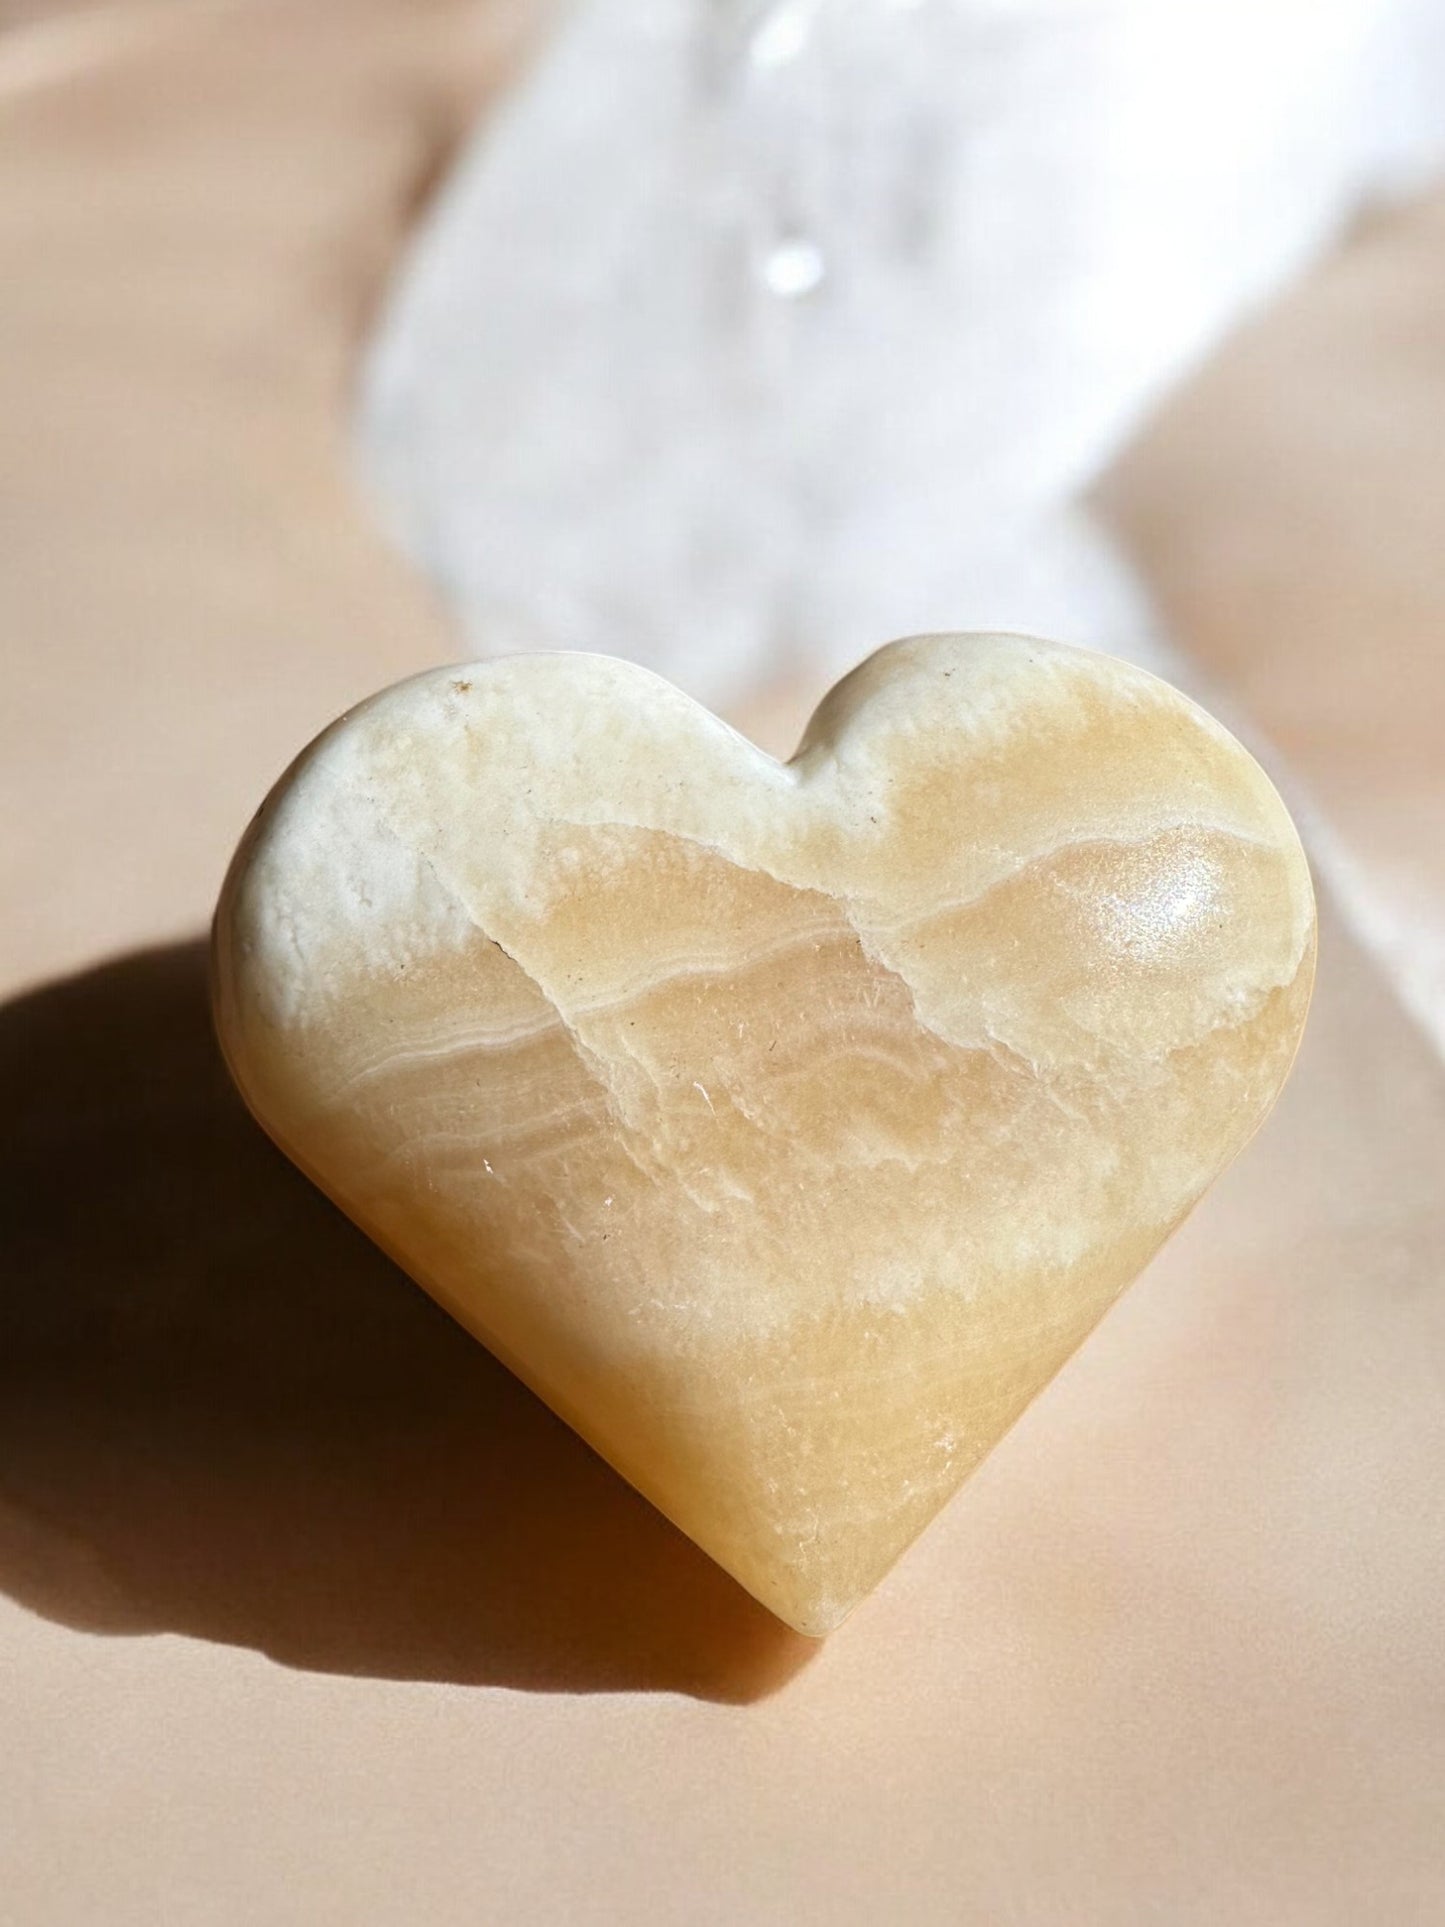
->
[6,3,1445,1909]
[360,0,1445,706]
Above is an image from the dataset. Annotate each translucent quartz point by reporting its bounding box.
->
[213,635,1315,1634]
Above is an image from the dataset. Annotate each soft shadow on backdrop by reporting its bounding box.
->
[0,941,810,1702]
[4,1,1445,1918]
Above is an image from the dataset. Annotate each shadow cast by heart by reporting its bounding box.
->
[0,943,811,1702]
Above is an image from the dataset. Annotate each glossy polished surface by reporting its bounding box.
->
[214,634,1314,1632]
[5,20,1442,1910]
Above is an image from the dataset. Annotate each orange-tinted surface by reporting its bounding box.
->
[2,5,1442,1920]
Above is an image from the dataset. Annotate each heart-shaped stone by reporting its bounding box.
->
[214,634,1314,1634]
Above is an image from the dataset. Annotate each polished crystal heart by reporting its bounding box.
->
[214,634,1315,1634]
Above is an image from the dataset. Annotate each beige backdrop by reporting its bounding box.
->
[2,4,1442,1921]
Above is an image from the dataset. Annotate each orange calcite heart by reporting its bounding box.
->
[213,634,1315,1633]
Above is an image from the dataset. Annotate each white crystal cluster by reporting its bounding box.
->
[359,0,1445,705]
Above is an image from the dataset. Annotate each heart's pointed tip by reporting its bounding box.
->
[789,1609,846,1642]
[767,1597,845,1642]
[736,1560,881,1641]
